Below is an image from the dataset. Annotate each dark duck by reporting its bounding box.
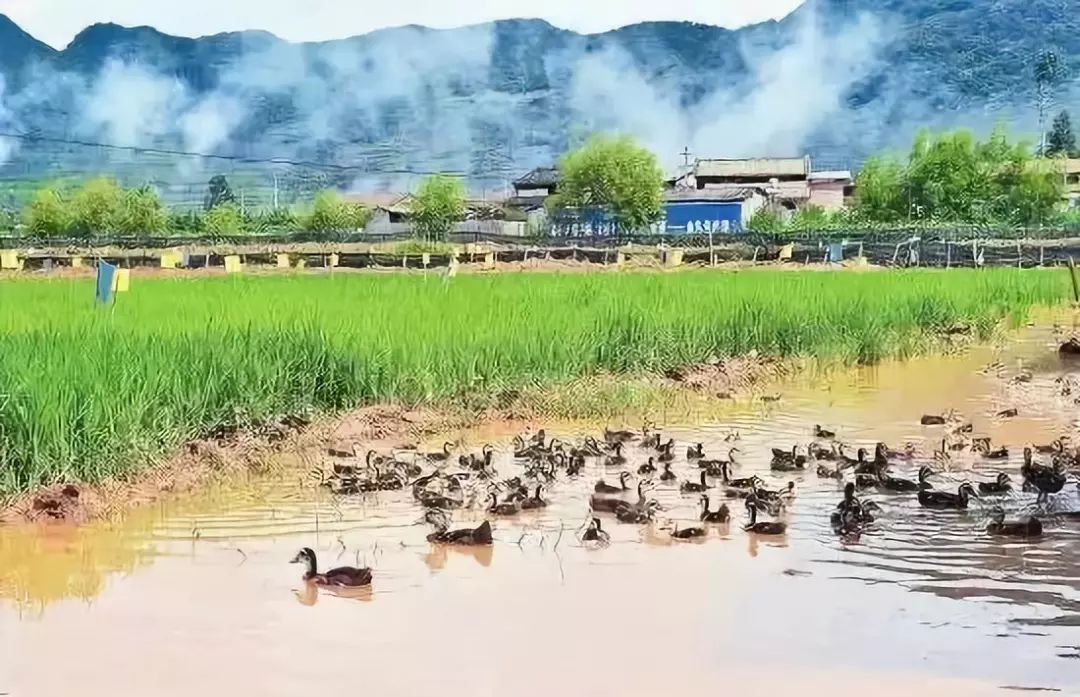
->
[918,483,978,510]
[291,547,373,587]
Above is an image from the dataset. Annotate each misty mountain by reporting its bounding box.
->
[0,0,1076,197]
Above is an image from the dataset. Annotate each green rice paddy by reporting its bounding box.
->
[0,268,1069,495]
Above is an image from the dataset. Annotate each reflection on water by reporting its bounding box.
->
[2,318,1080,695]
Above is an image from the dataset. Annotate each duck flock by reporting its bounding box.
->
[292,417,1080,588]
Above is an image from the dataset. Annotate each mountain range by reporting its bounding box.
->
[0,0,1076,201]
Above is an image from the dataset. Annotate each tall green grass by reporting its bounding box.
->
[0,269,1068,494]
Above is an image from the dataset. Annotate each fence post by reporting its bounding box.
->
[709,228,715,267]
[1068,257,1079,304]
[1017,241,1022,269]
[945,240,951,269]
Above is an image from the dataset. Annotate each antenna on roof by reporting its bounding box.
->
[680,146,693,169]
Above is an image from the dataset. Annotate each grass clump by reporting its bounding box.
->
[0,268,1068,494]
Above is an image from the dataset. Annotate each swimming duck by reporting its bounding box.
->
[699,495,730,523]
[918,483,977,510]
[567,453,586,476]
[771,445,807,470]
[641,431,661,450]
[488,493,521,516]
[981,445,1009,460]
[996,408,1019,419]
[720,462,762,491]
[291,547,373,587]
[686,443,705,460]
[594,471,632,495]
[986,508,1042,538]
[603,442,627,468]
[700,448,740,477]
[831,482,874,528]
[816,463,843,480]
[917,465,937,490]
[1021,447,1068,503]
[876,468,921,493]
[680,471,709,494]
[755,482,795,503]
[921,413,948,425]
[744,497,787,535]
[814,425,836,440]
[638,458,658,476]
[425,442,454,463]
[604,427,638,445]
[809,442,840,461]
[656,439,677,463]
[521,485,548,510]
[615,499,661,524]
[978,473,1012,495]
[881,442,916,461]
[575,437,607,457]
[581,517,610,543]
[424,511,494,545]
[854,473,877,490]
[671,524,707,540]
[659,462,677,482]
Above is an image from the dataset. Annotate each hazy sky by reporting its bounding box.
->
[0,0,803,49]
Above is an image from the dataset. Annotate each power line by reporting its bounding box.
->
[0,130,469,177]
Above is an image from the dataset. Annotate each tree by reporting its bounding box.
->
[553,134,664,233]
[203,203,246,237]
[1046,110,1077,157]
[853,156,907,222]
[23,184,70,237]
[411,175,465,241]
[69,177,123,239]
[204,175,236,211]
[118,185,167,235]
[304,190,368,236]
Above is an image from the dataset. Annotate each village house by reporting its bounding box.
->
[662,187,767,233]
[1058,158,1080,207]
[670,156,853,212]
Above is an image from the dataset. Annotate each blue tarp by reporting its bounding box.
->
[827,243,844,263]
[95,261,116,304]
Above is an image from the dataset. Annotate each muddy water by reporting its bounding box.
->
[3,321,1080,697]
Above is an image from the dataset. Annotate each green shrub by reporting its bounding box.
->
[203,203,247,237]
[69,177,123,239]
[118,186,167,235]
[22,185,71,237]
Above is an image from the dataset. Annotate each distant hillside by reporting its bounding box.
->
[0,0,1076,199]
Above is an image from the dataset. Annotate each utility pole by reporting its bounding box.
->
[681,146,692,169]
[272,171,279,209]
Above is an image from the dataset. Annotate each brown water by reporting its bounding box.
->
[3,321,1080,697]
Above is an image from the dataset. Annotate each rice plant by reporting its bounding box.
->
[0,268,1068,494]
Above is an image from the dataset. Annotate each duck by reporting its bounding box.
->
[582,517,610,543]
[680,471,709,494]
[425,442,454,463]
[839,446,870,471]
[521,485,548,510]
[291,547,372,587]
[567,453,586,476]
[854,473,878,490]
[755,482,795,503]
[980,445,1009,460]
[686,443,705,460]
[771,445,807,470]
[603,442,627,468]
[700,448,740,477]
[978,473,1012,495]
[656,439,677,463]
[918,483,977,510]
[671,524,707,540]
[1021,447,1068,503]
[814,425,836,440]
[575,437,607,457]
[699,495,730,523]
[659,462,677,482]
[809,442,840,461]
[424,511,495,545]
[917,465,937,490]
[881,442,916,461]
[831,482,874,529]
[996,408,1019,419]
[721,462,762,491]
[615,499,661,524]
[986,509,1042,538]
[744,497,787,535]
[876,468,921,493]
[816,463,843,480]
[488,493,521,516]
[638,457,658,476]
[1034,440,1064,456]
[641,431,662,450]
[594,471,631,495]
[604,427,638,445]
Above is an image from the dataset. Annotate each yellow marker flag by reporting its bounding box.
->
[0,250,21,270]
[224,255,242,273]
[113,268,131,292]
[71,256,84,268]
[778,243,794,261]
[276,253,291,268]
